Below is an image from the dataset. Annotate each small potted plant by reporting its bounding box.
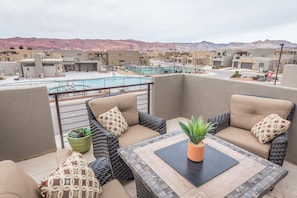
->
[67,128,92,153]
[179,116,215,162]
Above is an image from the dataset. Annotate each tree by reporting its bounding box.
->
[19,45,24,50]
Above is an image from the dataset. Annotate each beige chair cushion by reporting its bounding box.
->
[230,94,293,131]
[0,160,41,198]
[251,114,291,144]
[97,106,129,136]
[118,125,160,147]
[101,179,131,198]
[89,93,139,126]
[216,127,271,159]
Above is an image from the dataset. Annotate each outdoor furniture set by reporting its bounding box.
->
[1,93,294,197]
[84,93,294,197]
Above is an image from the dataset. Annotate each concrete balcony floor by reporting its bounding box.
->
[16,118,297,198]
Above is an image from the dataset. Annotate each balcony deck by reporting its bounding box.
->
[16,117,297,198]
[2,70,297,197]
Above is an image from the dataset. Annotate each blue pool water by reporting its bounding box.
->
[0,76,151,93]
[126,65,174,75]
[126,65,194,75]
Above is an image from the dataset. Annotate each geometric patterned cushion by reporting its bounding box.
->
[97,106,129,137]
[251,114,291,144]
[39,152,102,198]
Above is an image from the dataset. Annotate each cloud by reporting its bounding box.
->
[1,0,297,43]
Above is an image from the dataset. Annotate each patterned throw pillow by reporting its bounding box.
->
[97,106,129,136]
[251,114,291,144]
[39,152,102,198]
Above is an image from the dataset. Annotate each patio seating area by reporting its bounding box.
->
[13,118,297,197]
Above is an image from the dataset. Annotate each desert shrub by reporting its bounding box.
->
[231,71,241,78]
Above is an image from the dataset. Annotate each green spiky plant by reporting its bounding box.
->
[179,116,216,145]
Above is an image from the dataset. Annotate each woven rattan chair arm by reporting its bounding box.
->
[269,131,288,166]
[138,111,167,135]
[89,118,119,159]
[207,112,230,135]
[89,157,113,185]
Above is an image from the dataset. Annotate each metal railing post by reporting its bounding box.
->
[147,84,151,114]
[54,94,65,148]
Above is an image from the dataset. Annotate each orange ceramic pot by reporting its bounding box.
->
[187,140,205,162]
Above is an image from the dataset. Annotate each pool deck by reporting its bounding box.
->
[0,70,142,84]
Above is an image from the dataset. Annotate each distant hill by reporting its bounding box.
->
[0,37,296,52]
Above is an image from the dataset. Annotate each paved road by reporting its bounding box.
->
[204,68,263,79]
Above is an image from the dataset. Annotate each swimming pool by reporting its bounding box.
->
[126,65,195,75]
[0,76,152,93]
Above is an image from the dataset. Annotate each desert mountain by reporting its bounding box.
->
[0,37,296,52]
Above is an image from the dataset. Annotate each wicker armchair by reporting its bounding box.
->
[86,93,166,181]
[208,94,295,166]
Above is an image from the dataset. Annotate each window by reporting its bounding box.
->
[23,63,35,67]
[43,63,54,66]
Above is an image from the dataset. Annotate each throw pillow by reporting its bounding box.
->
[97,106,129,136]
[251,114,291,144]
[39,152,102,198]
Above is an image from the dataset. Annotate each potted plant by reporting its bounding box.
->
[179,116,215,162]
[67,128,92,153]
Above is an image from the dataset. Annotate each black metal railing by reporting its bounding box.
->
[48,82,153,148]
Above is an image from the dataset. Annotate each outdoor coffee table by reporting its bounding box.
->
[118,131,288,198]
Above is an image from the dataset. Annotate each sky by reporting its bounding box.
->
[1,0,297,44]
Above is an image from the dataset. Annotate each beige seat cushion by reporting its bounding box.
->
[118,124,160,147]
[230,94,293,131]
[89,93,139,126]
[0,160,41,198]
[101,179,131,198]
[216,127,271,159]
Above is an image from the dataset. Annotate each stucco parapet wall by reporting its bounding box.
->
[281,64,297,88]
[42,59,63,63]
[0,86,56,161]
[18,59,35,63]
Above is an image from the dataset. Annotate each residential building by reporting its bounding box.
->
[19,53,63,78]
[0,62,20,76]
[212,50,235,67]
[232,48,297,71]
[189,51,216,66]
[49,50,101,72]
[51,50,84,72]
[0,49,38,61]
[107,50,141,66]
[83,50,108,65]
